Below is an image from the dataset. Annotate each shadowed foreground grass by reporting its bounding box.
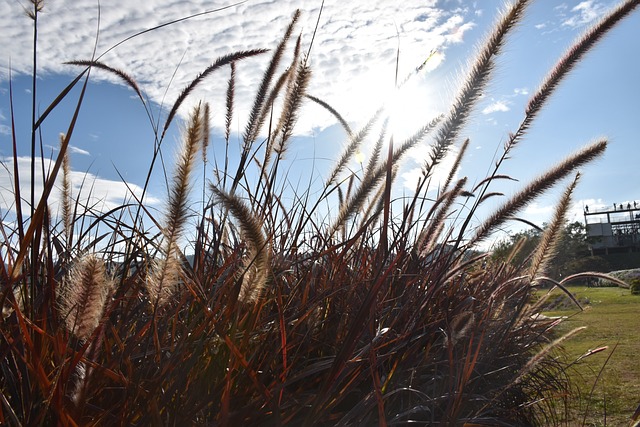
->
[542,286,640,426]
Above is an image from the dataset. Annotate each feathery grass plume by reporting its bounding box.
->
[512,326,587,386]
[65,60,145,104]
[263,35,304,168]
[472,174,517,193]
[243,10,301,147]
[488,0,640,165]
[146,103,204,307]
[305,94,353,136]
[162,49,268,140]
[329,116,442,235]
[440,138,469,195]
[146,253,183,308]
[257,68,296,172]
[273,65,312,157]
[465,2,640,240]
[416,177,468,255]
[216,63,236,187]
[60,133,73,242]
[262,35,303,131]
[528,173,580,281]
[560,270,629,288]
[470,139,606,246]
[325,108,383,187]
[272,56,312,157]
[361,163,398,230]
[225,62,235,144]
[59,253,114,340]
[363,118,388,182]
[211,187,270,303]
[425,0,529,178]
[230,11,301,193]
[201,102,211,164]
[330,166,384,236]
[24,0,44,19]
[524,0,640,134]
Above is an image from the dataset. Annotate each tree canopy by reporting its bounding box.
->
[491,221,612,279]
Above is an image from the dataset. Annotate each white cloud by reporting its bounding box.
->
[519,198,609,229]
[0,156,160,218]
[523,201,554,217]
[401,144,461,192]
[481,100,510,115]
[44,144,91,156]
[534,23,546,30]
[0,0,475,135]
[0,124,9,135]
[68,145,91,156]
[513,87,529,96]
[562,1,607,28]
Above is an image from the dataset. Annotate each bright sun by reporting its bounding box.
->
[348,49,446,189]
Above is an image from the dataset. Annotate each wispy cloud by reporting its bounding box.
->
[45,144,91,156]
[562,1,608,28]
[0,110,9,135]
[0,0,476,134]
[513,87,529,96]
[481,100,510,115]
[521,198,609,228]
[401,144,461,191]
[69,145,91,156]
[524,202,555,217]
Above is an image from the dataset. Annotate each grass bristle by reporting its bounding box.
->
[58,253,114,340]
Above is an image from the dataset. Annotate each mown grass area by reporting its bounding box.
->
[541,285,640,426]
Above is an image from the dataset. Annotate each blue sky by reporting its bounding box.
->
[1,0,639,246]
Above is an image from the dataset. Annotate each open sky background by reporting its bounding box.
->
[1,0,639,247]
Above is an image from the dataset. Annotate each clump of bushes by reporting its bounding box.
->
[2,1,638,425]
[594,268,640,288]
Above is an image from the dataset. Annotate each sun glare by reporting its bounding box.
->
[346,49,446,189]
[387,50,444,140]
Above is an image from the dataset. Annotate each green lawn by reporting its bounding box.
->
[541,286,640,426]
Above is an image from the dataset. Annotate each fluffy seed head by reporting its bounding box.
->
[59,254,114,340]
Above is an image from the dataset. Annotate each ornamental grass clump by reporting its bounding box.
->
[1,0,639,425]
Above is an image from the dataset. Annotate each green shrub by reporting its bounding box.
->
[630,279,640,295]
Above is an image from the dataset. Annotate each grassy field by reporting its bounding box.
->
[542,285,640,426]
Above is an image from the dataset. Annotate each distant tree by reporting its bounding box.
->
[491,221,610,278]
[491,227,541,268]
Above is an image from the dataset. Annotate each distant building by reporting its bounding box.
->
[584,202,640,255]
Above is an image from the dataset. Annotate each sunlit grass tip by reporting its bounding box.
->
[58,253,114,340]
